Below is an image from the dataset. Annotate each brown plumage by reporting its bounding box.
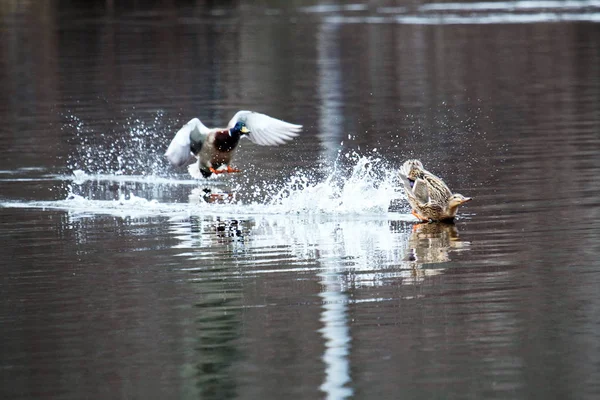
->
[398,159,471,222]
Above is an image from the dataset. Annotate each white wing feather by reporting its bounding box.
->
[398,168,413,193]
[228,111,302,146]
[165,118,209,167]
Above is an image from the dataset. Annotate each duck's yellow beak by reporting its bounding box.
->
[241,126,250,134]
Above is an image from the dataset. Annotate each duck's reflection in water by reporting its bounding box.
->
[169,216,247,399]
[400,222,471,283]
[407,222,469,264]
[171,214,470,288]
[189,187,237,205]
[188,278,242,400]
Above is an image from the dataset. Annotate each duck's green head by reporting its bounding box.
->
[230,121,250,137]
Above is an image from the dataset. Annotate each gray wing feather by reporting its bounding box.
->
[228,111,302,146]
[412,178,430,204]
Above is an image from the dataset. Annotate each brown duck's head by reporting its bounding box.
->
[448,193,472,208]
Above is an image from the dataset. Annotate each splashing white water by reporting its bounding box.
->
[62,110,175,176]
[69,169,200,186]
[263,155,401,214]
[0,191,194,220]
[1,152,408,219]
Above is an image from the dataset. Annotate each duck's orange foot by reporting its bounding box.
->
[209,166,241,175]
[205,193,235,203]
[209,167,224,175]
[411,210,430,222]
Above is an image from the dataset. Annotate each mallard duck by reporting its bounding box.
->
[165,110,302,178]
[398,159,471,222]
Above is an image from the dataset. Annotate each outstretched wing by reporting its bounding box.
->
[398,169,414,193]
[400,166,429,205]
[228,110,302,146]
[412,178,430,204]
[165,118,209,167]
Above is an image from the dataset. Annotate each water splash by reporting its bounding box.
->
[0,190,193,220]
[62,110,175,176]
[261,154,402,214]
[2,151,408,219]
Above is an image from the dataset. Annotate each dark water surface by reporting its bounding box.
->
[2,1,600,399]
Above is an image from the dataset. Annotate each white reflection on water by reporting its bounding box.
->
[418,0,600,12]
[318,275,353,400]
[324,12,600,25]
[316,15,366,397]
[305,0,600,25]
[317,19,344,161]
[301,4,368,14]
[300,0,600,14]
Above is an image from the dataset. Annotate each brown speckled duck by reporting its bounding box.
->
[165,111,302,178]
[399,159,471,222]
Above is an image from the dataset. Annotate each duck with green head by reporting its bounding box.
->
[165,110,302,178]
[399,159,472,222]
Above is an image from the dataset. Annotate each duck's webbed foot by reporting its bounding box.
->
[411,210,430,222]
[208,165,241,175]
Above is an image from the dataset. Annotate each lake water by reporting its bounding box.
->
[2,1,600,399]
